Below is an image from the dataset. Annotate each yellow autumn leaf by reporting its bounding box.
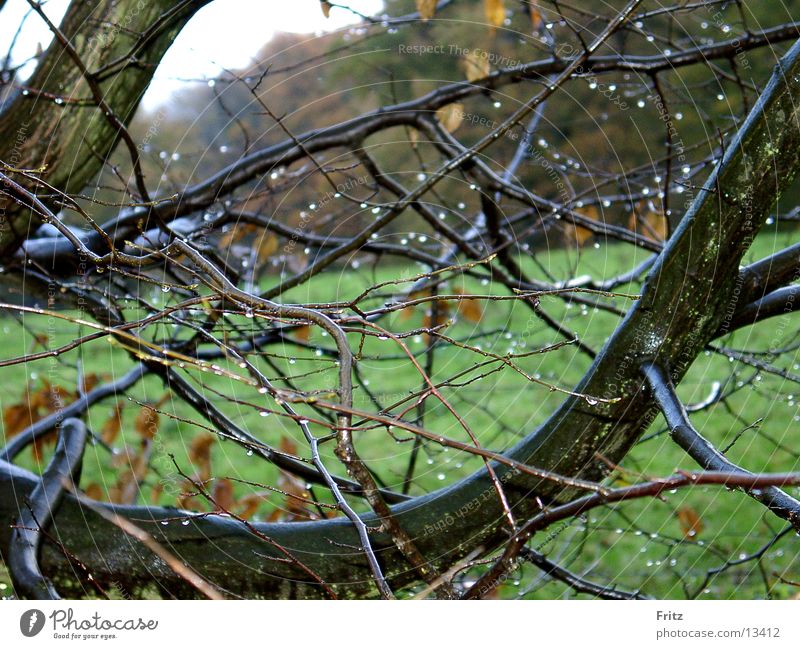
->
[218,223,253,249]
[416,0,437,21]
[676,506,704,539]
[463,50,491,82]
[109,440,151,505]
[189,432,216,482]
[577,225,594,245]
[628,201,668,242]
[100,403,124,445]
[236,492,264,520]
[84,482,104,501]
[528,1,543,31]
[458,297,483,323]
[134,405,159,439]
[485,0,505,28]
[566,206,600,247]
[422,300,451,343]
[436,102,464,133]
[256,232,279,265]
[294,324,312,343]
[213,478,235,512]
[566,223,594,247]
[453,288,483,323]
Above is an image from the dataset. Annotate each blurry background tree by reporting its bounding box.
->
[0,0,799,600]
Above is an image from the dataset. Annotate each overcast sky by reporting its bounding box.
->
[1,0,383,108]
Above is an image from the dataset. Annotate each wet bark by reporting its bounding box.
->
[0,0,210,254]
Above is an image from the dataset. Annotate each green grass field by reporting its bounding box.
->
[1,228,798,599]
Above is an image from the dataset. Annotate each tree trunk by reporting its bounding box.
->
[0,0,210,255]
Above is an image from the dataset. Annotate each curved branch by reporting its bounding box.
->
[0,363,145,462]
[159,365,409,504]
[738,242,800,304]
[642,362,800,529]
[7,418,87,599]
[716,284,799,336]
[519,548,650,600]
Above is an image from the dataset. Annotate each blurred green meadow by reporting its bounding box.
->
[1,227,798,599]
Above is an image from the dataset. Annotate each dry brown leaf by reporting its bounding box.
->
[83,483,104,501]
[399,289,432,322]
[563,222,594,247]
[294,324,312,343]
[30,381,70,413]
[30,333,48,349]
[213,478,235,511]
[422,304,451,328]
[564,206,601,247]
[81,373,101,394]
[463,50,491,82]
[134,405,159,439]
[265,437,316,521]
[218,223,255,249]
[189,432,215,482]
[218,227,237,250]
[453,289,483,323]
[422,301,451,344]
[100,403,124,445]
[256,232,279,266]
[150,481,164,505]
[274,471,315,521]
[109,471,139,504]
[3,403,33,438]
[399,305,417,322]
[279,435,298,456]
[527,1,543,31]
[628,201,668,242]
[574,225,594,246]
[676,505,704,539]
[416,0,437,21]
[458,299,483,324]
[236,493,265,519]
[436,102,464,133]
[109,440,151,504]
[577,205,601,221]
[484,0,505,28]
[176,479,202,511]
[320,0,332,18]
[2,382,73,447]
